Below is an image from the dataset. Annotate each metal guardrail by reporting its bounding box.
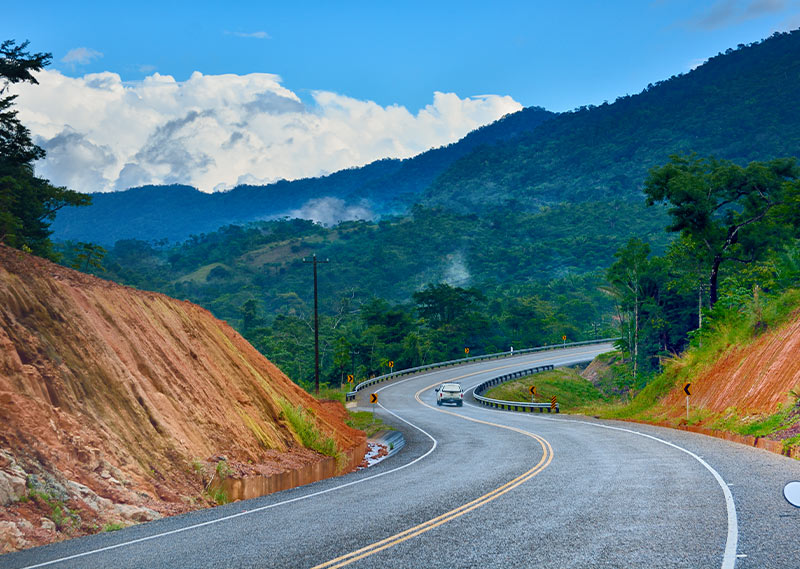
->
[472,365,559,413]
[345,337,617,401]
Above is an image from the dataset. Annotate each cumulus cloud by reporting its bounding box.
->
[61,47,103,65]
[12,69,521,193]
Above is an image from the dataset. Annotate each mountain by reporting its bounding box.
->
[51,29,800,246]
[0,244,365,551]
[423,29,800,211]
[50,106,556,245]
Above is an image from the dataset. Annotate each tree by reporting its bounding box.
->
[412,283,485,325]
[644,154,800,307]
[607,238,651,379]
[0,40,91,257]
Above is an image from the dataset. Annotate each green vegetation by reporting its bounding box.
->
[279,398,344,469]
[0,40,91,258]
[205,487,230,505]
[345,410,393,438]
[484,368,607,411]
[27,487,80,531]
[424,31,800,214]
[102,522,126,532]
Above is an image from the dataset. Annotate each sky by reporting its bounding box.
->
[4,0,800,194]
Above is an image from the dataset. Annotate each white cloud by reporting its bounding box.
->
[228,31,270,39]
[61,47,103,65]
[12,69,522,193]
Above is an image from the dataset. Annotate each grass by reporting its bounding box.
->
[103,522,126,532]
[27,488,80,531]
[484,368,608,411]
[205,487,231,505]
[583,288,800,456]
[279,398,346,470]
[345,410,392,437]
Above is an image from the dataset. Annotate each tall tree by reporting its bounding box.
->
[0,40,90,257]
[644,154,800,307]
[607,238,651,379]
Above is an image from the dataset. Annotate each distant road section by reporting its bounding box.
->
[5,343,800,569]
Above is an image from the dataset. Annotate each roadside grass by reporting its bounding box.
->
[582,288,800,453]
[345,410,392,438]
[484,368,608,411]
[279,398,347,470]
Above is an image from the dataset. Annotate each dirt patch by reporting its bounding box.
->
[0,245,366,552]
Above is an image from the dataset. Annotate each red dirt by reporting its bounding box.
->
[659,318,800,418]
[0,245,365,552]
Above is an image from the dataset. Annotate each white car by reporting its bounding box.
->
[436,383,464,407]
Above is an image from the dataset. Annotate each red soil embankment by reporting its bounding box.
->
[0,245,365,552]
[660,319,800,417]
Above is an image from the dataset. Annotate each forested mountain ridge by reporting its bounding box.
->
[423,29,800,211]
[50,106,555,245]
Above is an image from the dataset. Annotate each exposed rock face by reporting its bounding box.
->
[0,245,365,551]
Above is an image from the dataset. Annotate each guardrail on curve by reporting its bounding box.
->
[472,365,559,413]
[345,337,617,401]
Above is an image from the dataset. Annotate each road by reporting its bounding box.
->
[4,344,800,569]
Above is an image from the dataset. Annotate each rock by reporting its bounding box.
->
[113,503,161,523]
[0,521,29,553]
[17,519,33,531]
[40,517,56,532]
[66,480,113,513]
[0,464,28,506]
[26,473,69,503]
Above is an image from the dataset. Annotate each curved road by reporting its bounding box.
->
[4,344,800,569]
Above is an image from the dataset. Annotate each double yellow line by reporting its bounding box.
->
[311,374,555,569]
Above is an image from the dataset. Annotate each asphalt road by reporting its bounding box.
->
[4,344,800,569]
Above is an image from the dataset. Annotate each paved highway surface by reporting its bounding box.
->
[3,344,800,569]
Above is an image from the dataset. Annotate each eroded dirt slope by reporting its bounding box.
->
[0,245,364,551]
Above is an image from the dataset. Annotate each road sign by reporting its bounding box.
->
[684,383,691,396]
[347,374,354,383]
[529,385,536,395]
[562,335,567,341]
[464,347,470,354]
[550,395,557,410]
[370,393,378,404]
[388,361,394,368]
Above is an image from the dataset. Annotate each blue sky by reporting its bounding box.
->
[7,0,799,111]
[3,1,800,196]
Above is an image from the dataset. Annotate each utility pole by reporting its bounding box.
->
[303,254,329,394]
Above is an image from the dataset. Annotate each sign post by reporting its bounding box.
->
[347,374,354,384]
[529,385,537,403]
[562,335,567,347]
[464,347,470,357]
[550,395,557,411]
[387,361,394,375]
[370,392,378,423]
[684,383,691,420]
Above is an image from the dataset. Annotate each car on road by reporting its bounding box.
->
[435,383,464,406]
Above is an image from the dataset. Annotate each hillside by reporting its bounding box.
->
[424,29,800,211]
[51,30,800,245]
[50,106,555,245]
[592,289,800,455]
[0,245,365,552]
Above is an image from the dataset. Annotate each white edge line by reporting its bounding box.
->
[18,348,601,569]
[18,372,439,569]
[462,397,739,569]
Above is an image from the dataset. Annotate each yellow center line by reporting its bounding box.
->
[309,352,583,569]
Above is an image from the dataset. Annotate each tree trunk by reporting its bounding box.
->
[709,255,722,308]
